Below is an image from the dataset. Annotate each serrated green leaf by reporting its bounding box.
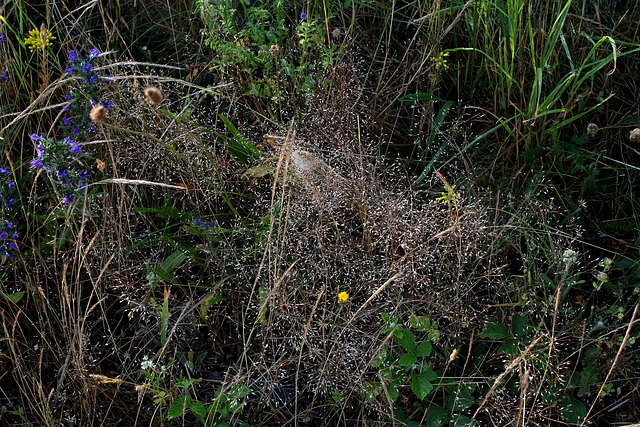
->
[399,353,417,366]
[479,318,510,340]
[191,401,207,420]
[409,314,432,331]
[416,340,433,357]
[167,396,187,420]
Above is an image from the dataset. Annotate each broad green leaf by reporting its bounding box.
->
[479,317,510,340]
[397,329,416,353]
[561,395,587,424]
[416,340,433,357]
[451,415,474,426]
[399,353,417,367]
[191,401,207,420]
[511,313,530,337]
[167,396,187,420]
[424,405,448,427]
[447,387,475,412]
[498,338,519,355]
[229,384,251,399]
[411,370,438,400]
[409,314,431,331]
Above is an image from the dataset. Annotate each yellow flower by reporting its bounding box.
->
[338,291,349,303]
[435,185,460,205]
[24,26,55,52]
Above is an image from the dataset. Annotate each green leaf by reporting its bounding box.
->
[416,340,433,357]
[218,114,261,164]
[423,405,448,427]
[396,329,416,353]
[155,251,187,283]
[167,396,187,420]
[399,353,417,367]
[561,395,587,424]
[191,401,207,421]
[479,318,510,340]
[451,415,474,426]
[511,313,530,337]
[498,338,519,355]
[361,381,382,401]
[409,314,431,331]
[4,291,24,304]
[241,164,275,179]
[411,370,438,400]
[447,387,475,412]
[229,384,251,399]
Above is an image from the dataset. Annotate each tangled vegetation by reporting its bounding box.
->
[1,0,639,425]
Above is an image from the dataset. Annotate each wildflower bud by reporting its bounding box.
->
[269,44,279,56]
[630,128,640,143]
[586,123,598,137]
[89,104,108,122]
[597,272,609,282]
[144,87,163,105]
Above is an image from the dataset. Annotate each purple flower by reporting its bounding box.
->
[89,49,100,58]
[68,50,77,63]
[7,182,14,190]
[0,231,7,239]
[6,199,14,208]
[0,34,5,43]
[81,62,93,72]
[30,134,41,141]
[102,100,112,109]
[30,158,44,169]
[300,12,307,20]
[0,168,8,175]
[64,117,73,126]
[65,66,74,75]
[0,71,8,83]
[79,170,88,180]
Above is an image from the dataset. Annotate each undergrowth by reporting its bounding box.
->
[1,0,639,426]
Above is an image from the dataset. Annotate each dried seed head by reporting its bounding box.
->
[270,44,280,56]
[89,104,108,122]
[630,128,640,143]
[144,87,163,105]
[449,348,458,362]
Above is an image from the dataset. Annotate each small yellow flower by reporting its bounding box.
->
[24,25,55,52]
[435,185,460,205]
[338,291,349,303]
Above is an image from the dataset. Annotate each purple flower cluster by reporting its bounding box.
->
[0,70,7,83]
[62,49,112,136]
[193,217,218,230]
[0,166,18,259]
[29,134,88,204]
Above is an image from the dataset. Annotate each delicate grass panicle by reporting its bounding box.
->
[1,0,639,426]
